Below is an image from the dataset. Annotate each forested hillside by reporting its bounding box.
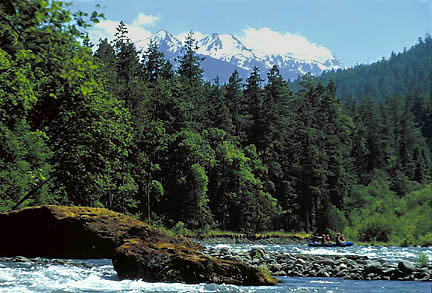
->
[1,1,431,245]
[318,36,431,101]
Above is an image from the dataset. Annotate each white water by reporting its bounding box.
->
[0,244,431,292]
[210,243,432,265]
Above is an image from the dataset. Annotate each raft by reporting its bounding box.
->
[308,241,354,247]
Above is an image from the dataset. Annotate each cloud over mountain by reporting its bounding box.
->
[132,13,161,27]
[137,30,342,82]
[87,16,154,44]
[85,15,342,82]
[176,31,206,44]
[239,27,334,63]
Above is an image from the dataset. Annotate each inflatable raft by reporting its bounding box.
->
[308,241,354,247]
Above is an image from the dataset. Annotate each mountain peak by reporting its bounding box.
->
[197,32,256,65]
[152,29,178,43]
[139,29,181,55]
[137,29,342,82]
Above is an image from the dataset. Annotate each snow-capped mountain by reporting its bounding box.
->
[136,29,182,60]
[137,30,343,82]
[197,33,258,70]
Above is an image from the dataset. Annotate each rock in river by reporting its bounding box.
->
[0,205,184,259]
[398,260,416,273]
[0,205,277,286]
[113,238,277,285]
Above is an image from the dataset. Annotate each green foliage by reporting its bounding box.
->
[173,221,186,236]
[418,233,432,247]
[326,204,348,233]
[0,1,430,243]
[176,31,204,83]
[257,264,271,275]
[416,252,430,267]
[0,0,132,210]
[345,183,432,245]
[317,35,432,101]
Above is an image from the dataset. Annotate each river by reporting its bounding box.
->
[0,244,431,292]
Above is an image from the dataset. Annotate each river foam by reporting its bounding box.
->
[1,244,431,292]
[207,243,432,265]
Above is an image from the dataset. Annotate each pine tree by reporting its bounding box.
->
[94,38,118,95]
[244,66,264,148]
[294,75,329,232]
[141,39,173,82]
[112,21,144,113]
[177,31,204,83]
[319,79,354,213]
[0,0,132,209]
[205,78,234,133]
[224,70,247,142]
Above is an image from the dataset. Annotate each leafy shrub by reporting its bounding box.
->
[173,221,186,236]
[418,233,432,246]
[257,263,271,275]
[358,217,392,242]
[343,226,359,241]
[345,183,432,245]
[416,252,430,267]
[327,204,348,232]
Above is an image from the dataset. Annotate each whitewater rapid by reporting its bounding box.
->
[1,244,431,292]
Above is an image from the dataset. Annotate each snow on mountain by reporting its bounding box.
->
[137,30,343,82]
[136,29,182,58]
[197,33,260,71]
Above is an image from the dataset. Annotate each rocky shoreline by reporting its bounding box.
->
[0,206,277,286]
[195,236,307,245]
[203,247,432,282]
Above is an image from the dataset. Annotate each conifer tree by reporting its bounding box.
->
[0,0,132,209]
[224,70,247,142]
[205,78,233,133]
[177,31,204,83]
[112,21,144,114]
[142,39,173,82]
[94,38,118,94]
[244,66,264,148]
[294,75,329,232]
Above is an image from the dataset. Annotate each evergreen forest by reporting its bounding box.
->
[1,1,431,245]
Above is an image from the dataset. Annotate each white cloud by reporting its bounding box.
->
[238,27,334,63]
[132,13,161,27]
[88,19,153,45]
[176,31,205,44]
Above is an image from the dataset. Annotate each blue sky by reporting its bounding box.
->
[72,0,432,67]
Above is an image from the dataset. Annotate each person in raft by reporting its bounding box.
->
[335,233,345,244]
[321,234,329,244]
[312,234,322,242]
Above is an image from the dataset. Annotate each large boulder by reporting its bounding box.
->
[398,260,416,273]
[0,205,278,285]
[113,238,277,285]
[0,205,195,258]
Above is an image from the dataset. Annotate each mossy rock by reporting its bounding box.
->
[113,238,279,285]
[0,205,199,258]
[0,205,277,285]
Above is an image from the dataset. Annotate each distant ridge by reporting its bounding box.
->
[316,35,432,100]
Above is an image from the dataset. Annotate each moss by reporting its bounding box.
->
[2,205,277,286]
[114,235,278,285]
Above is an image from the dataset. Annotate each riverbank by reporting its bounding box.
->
[193,236,308,245]
[203,246,432,282]
[194,234,431,247]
